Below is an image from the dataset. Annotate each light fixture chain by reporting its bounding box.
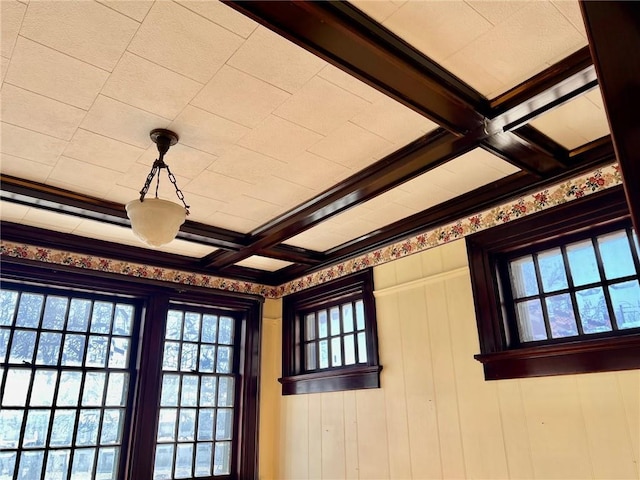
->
[139,164,159,201]
[166,165,190,215]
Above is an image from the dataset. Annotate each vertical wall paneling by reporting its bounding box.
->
[261,240,640,479]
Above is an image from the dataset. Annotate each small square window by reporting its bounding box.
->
[280,270,382,395]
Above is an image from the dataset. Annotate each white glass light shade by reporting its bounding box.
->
[126,198,186,247]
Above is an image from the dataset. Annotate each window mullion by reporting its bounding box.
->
[561,245,585,336]
[591,237,620,330]
[532,254,553,340]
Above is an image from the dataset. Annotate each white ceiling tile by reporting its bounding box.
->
[1,56,9,83]
[207,211,261,234]
[0,200,30,222]
[440,54,505,99]
[6,37,109,110]
[585,88,605,109]
[102,52,203,119]
[317,64,384,103]
[176,1,258,38]
[175,192,226,224]
[103,183,141,206]
[393,184,457,211]
[308,122,393,169]
[0,152,53,183]
[192,66,290,128]
[274,76,370,135]
[285,228,348,252]
[80,95,170,148]
[351,96,436,144]
[153,238,217,258]
[350,0,402,23]
[182,170,254,202]
[207,145,286,185]
[465,1,529,25]
[171,106,249,156]
[1,122,67,165]
[227,26,325,93]
[235,255,292,272]
[271,152,352,191]
[20,0,139,71]
[1,84,85,140]
[23,207,83,233]
[443,148,519,177]
[64,129,144,173]
[529,89,610,150]
[358,201,416,226]
[246,176,315,208]
[137,143,217,180]
[98,0,153,22]
[217,195,286,223]
[551,1,586,35]
[127,1,243,83]
[381,1,492,60]
[238,115,323,162]
[1,0,26,58]
[47,156,122,197]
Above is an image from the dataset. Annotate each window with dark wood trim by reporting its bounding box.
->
[0,262,261,480]
[467,186,640,380]
[280,270,381,395]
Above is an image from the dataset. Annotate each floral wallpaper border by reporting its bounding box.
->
[1,163,622,299]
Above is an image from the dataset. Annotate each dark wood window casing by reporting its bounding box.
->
[466,186,640,380]
[0,260,262,480]
[280,270,382,395]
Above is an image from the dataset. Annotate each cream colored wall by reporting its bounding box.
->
[259,239,640,480]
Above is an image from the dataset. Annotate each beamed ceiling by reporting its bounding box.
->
[1,0,637,286]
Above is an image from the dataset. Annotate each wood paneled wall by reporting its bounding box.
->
[259,240,640,479]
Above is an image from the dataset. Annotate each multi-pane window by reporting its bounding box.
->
[281,270,381,395]
[507,227,640,343]
[0,285,138,480]
[302,299,368,371]
[154,307,238,479]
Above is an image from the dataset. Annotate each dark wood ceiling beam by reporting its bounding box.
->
[580,1,640,234]
[224,0,486,135]
[201,129,477,269]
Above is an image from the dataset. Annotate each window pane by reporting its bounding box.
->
[330,307,340,335]
[181,376,198,407]
[82,372,106,406]
[183,313,200,342]
[199,345,215,373]
[100,410,123,445]
[331,337,342,367]
[218,317,234,345]
[96,447,118,480]
[57,371,82,406]
[3,369,31,406]
[42,296,68,330]
[16,293,44,328]
[166,311,183,340]
[178,409,196,441]
[576,287,612,333]
[61,335,85,366]
[305,343,317,370]
[0,328,10,363]
[546,294,578,338]
[344,334,356,365]
[566,240,601,286]
[9,330,37,364]
[598,231,636,280]
[50,410,76,447]
[516,299,547,342]
[609,280,640,329]
[355,300,365,330]
[217,377,234,407]
[200,377,217,407]
[180,343,197,372]
[31,370,57,407]
[23,410,50,448]
[77,409,101,446]
[163,342,180,371]
[0,290,19,326]
[216,346,232,374]
[67,299,91,332]
[161,375,180,407]
[70,448,95,480]
[90,302,113,334]
[113,304,134,336]
[36,332,62,365]
[108,338,129,369]
[318,311,328,338]
[86,336,109,367]
[201,315,217,344]
[153,444,174,480]
[214,442,231,475]
[357,332,367,363]
[342,304,354,333]
[157,409,177,442]
[510,255,539,298]
[174,444,193,479]
[538,248,568,293]
[0,452,17,479]
[319,339,329,369]
[197,409,214,441]
[0,410,23,448]
[45,449,70,480]
[195,443,212,477]
[17,450,44,480]
[215,409,233,441]
[304,313,316,341]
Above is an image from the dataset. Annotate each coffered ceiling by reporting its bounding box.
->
[0,0,620,285]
